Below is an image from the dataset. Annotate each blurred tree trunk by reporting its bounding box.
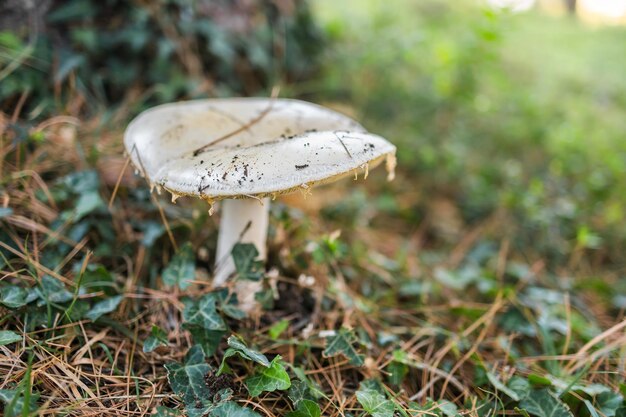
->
[564,0,576,14]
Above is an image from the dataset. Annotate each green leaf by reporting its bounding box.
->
[245,356,291,397]
[186,326,225,356]
[165,345,212,417]
[0,388,39,417]
[232,243,264,281]
[438,400,461,417]
[183,294,227,331]
[85,295,123,321]
[528,374,553,387]
[519,389,574,417]
[163,243,195,290]
[36,275,73,305]
[209,401,261,417]
[386,360,408,386]
[268,319,289,340]
[0,286,28,308]
[487,371,520,401]
[72,191,104,221]
[285,399,321,417]
[220,303,247,320]
[218,335,270,375]
[508,376,531,400]
[80,264,117,295]
[212,288,246,320]
[323,328,364,366]
[386,350,408,386]
[596,391,624,417]
[0,330,22,346]
[143,325,168,353]
[288,380,313,407]
[356,379,394,417]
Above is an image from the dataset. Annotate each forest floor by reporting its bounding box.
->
[1,2,626,416]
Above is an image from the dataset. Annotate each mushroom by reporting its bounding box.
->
[124,98,396,309]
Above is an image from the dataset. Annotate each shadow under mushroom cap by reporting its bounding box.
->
[124,98,396,201]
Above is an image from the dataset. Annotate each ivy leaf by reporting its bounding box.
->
[0,388,39,417]
[288,380,313,407]
[218,335,270,375]
[72,191,105,221]
[232,243,263,281]
[165,345,212,417]
[186,327,226,356]
[163,242,195,290]
[438,400,461,417]
[85,295,123,321]
[356,379,394,417]
[487,371,520,401]
[596,391,624,417]
[0,286,28,308]
[213,289,246,320]
[0,330,22,346]
[285,399,321,417]
[323,328,364,366]
[519,389,574,417]
[36,275,73,305]
[80,264,117,296]
[143,325,168,353]
[209,401,262,417]
[245,356,291,397]
[183,294,227,331]
[508,376,531,400]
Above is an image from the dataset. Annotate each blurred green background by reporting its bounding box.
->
[314,0,626,270]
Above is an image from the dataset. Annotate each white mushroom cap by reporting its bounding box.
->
[124,98,396,201]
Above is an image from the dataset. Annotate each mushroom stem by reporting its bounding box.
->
[214,198,270,308]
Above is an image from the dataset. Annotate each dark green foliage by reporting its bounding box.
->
[321,0,626,264]
[323,327,364,366]
[85,294,123,321]
[355,380,395,417]
[0,388,39,417]
[183,294,227,331]
[244,356,291,397]
[165,345,214,417]
[143,325,169,353]
[231,243,264,282]
[285,399,321,417]
[0,331,22,346]
[162,242,195,290]
[519,389,574,417]
[218,335,270,375]
[1,0,325,121]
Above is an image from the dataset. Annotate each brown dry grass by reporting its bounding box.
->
[1,112,625,416]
